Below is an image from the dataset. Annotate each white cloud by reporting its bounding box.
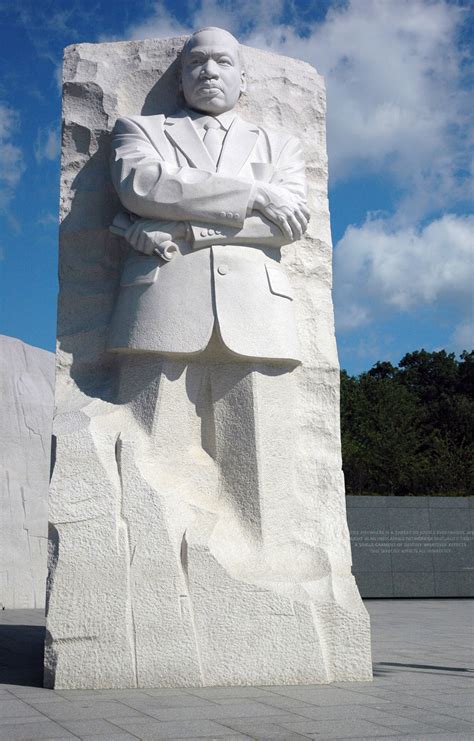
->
[0,103,25,210]
[37,212,58,227]
[125,0,286,41]
[124,0,472,219]
[452,319,473,353]
[34,126,60,164]
[334,213,474,335]
[54,62,63,94]
[121,0,473,352]
[246,0,471,219]
[125,7,189,40]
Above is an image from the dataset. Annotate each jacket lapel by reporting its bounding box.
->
[218,117,259,176]
[164,115,215,171]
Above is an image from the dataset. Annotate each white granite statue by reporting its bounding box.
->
[108,27,308,361]
[45,27,372,689]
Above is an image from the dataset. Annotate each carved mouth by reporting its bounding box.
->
[198,85,222,93]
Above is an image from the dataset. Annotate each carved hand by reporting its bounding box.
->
[110,214,189,259]
[125,219,188,256]
[251,184,310,241]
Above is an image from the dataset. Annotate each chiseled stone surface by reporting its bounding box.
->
[0,335,54,608]
[45,35,372,689]
[2,601,473,740]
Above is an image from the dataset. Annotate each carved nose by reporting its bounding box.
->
[201,61,219,78]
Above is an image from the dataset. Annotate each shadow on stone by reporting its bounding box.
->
[0,624,45,686]
[56,56,184,407]
[141,57,182,116]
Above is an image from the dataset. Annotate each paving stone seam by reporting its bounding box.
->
[359,715,473,736]
[345,690,474,721]
[0,694,53,722]
[93,716,145,739]
[285,713,456,736]
[380,706,474,724]
[97,698,193,723]
[110,716,257,740]
[212,716,314,740]
[324,682,472,712]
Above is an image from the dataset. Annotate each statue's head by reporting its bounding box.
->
[180,27,246,115]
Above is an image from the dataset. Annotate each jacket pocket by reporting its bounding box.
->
[120,253,160,287]
[265,265,294,300]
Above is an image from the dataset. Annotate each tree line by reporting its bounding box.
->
[340,349,473,496]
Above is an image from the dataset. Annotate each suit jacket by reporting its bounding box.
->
[107,111,307,363]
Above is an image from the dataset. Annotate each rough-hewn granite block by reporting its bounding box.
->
[45,34,371,689]
[0,335,54,609]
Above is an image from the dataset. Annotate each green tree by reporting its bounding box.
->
[340,349,474,496]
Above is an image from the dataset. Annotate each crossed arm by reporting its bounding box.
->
[110,117,310,256]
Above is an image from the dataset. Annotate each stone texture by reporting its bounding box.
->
[0,335,54,609]
[45,36,372,688]
[347,496,474,598]
[3,600,474,738]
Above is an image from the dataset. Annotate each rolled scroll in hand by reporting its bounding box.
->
[110,212,187,261]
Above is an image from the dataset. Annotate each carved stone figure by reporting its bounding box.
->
[45,27,372,689]
[108,27,308,362]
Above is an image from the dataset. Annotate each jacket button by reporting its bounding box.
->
[208,228,215,235]
[226,212,233,219]
[233,213,240,220]
[200,230,207,237]
[217,264,229,275]
[219,211,226,218]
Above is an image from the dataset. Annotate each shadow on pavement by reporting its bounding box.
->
[379,661,473,673]
[0,624,45,687]
[373,660,472,679]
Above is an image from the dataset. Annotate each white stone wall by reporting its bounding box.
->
[0,335,54,608]
[347,496,474,597]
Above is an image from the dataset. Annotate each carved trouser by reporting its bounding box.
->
[116,327,298,552]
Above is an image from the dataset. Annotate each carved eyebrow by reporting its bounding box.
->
[187,50,235,62]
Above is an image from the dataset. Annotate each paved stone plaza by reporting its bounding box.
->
[0,600,472,739]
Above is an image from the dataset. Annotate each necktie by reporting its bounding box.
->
[203,118,223,166]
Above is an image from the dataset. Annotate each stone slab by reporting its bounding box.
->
[346,496,473,597]
[45,32,371,689]
[0,336,54,609]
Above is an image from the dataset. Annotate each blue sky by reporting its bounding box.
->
[0,0,472,374]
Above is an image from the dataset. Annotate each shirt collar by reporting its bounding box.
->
[184,107,237,131]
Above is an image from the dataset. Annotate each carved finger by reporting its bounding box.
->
[137,231,149,254]
[300,203,311,220]
[287,213,303,240]
[130,219,150,246]
[265,205,284,228]
[294,208,309,232]
[278,216,293,240]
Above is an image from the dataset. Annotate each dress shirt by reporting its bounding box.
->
[184,108,257,212]
[184,107,236,152]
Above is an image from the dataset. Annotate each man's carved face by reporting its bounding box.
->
[181,28,246,115]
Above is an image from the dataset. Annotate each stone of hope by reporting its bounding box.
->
[45,26,372,689]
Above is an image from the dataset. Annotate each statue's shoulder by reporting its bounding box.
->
[112,114,166,136]
[250,119,302,158]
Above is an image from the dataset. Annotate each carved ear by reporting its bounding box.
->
[240,70,247,95]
